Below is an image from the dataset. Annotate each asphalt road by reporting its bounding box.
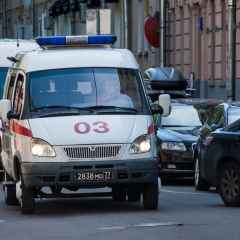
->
[0,183,239,240]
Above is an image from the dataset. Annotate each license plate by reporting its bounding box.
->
[76,171,112,181]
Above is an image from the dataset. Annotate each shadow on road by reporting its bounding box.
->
[34,197,150,216]
[162,178,194,187]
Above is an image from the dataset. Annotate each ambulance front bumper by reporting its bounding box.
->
[20,158,158,188]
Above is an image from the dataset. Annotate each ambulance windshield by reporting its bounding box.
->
[29,68,148,114]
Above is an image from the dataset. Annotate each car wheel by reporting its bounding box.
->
[3,171,18,206]
[219,162,240,207]
[128,188,141,202]
[160,176,168,186]
[143,182,159,210]
[194,158,210,191]
[112,186,126,202]
[16,174,35,214]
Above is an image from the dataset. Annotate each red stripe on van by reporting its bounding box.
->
[10,121,32,138]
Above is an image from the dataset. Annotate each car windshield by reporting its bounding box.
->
[0,67,8,98]
[161,105,202,128]
[227,106,240,125]
[28,68,148,115]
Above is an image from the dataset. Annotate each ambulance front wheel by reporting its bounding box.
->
[3,171,18,206]
[17,174,35,214]
[112,186,126,202]
[143,182,159,210]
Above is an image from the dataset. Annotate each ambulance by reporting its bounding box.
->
[0,39,39,180]
[0,35,170,214]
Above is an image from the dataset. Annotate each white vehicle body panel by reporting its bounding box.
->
[0,39,39,67]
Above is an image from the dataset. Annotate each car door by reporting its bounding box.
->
[2,71,25,176]
[223,121,240,163]
[199,105,224,177]
[1,70,17,173]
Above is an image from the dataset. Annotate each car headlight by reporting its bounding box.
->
[161,142,186,151]
[32,138,56,157]
[129,135,151,154]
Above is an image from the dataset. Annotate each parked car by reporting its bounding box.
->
[156,102,202,182]
[194,102,240,191]
[144,67,188,101]
[194,119,240,206]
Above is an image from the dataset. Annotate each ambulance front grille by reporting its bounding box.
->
[63,144,122,159]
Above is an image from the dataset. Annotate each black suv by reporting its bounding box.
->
[194,103,240,191]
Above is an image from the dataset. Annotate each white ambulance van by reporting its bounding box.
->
[0,39,39,180]
[0,35,170,214]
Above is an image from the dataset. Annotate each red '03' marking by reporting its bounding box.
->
[10,120,32,137]
[74,121,110,134]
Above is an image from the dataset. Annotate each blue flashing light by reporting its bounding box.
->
[88,35,117,45]
[36,35,117,47]
[36,36,66,46]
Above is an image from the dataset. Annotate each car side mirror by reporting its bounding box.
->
[7,111,20,120]
[158,94,171,116]
[0,99,12,122]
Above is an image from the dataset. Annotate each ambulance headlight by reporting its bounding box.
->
[32,138,56,157]
[129,135,151,154]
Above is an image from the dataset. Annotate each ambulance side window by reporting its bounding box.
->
[13,74,24,114]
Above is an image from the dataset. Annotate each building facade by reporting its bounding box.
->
[165,0,240,99]
[0,0,239,99]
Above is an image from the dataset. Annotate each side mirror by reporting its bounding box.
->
[158,94,171,117]
[7,111,20,120]
[0,99,12,122]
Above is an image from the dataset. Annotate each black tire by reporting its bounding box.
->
[160,176,168,186]
[50,186,62,194]
[219,162,240,207]
[0,154,3,182]
[194,158,210,191]
[19,175,35,214]
[0,171,3,182]
[128,189,141,202]
[143,182,159,210]
[112,186,126,202]
[3,172,18,206]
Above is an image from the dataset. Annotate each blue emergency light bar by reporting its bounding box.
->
[36,35,117,47]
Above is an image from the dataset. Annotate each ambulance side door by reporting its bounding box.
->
[2,71,25,176]
[1,70,17,173]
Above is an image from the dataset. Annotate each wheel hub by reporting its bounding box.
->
[222,168,240,199]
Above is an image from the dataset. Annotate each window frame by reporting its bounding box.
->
[12,71,26,117]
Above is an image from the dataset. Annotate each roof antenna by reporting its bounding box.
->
[16,31,20,47]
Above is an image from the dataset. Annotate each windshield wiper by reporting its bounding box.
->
[85,105,138,114]
[32,105,94,112]
[162,125,201,128]
[32,105,138,117]
[32,105,96,117]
